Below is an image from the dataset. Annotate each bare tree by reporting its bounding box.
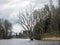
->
[0,19,12,39]
[18,7,36,40]
[4,20,12,38]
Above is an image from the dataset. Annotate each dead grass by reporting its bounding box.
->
[42,37,60,40]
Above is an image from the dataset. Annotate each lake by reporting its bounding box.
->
[0,39,60,45]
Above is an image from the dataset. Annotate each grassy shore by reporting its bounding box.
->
[42,37,60,40]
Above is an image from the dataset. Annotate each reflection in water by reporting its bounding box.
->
[33,41,60,45]
[0,39,60,45]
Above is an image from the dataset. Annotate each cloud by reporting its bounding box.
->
[0,0,30,11]
[12,23,24,33]
[0,0,10,4]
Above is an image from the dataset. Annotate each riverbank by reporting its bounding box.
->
[42,37,60,40]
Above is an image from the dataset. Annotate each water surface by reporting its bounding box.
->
[0,39,60,45]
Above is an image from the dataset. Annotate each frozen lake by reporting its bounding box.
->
[0,39,60,45]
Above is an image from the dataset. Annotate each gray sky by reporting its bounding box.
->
[0,0,58,33]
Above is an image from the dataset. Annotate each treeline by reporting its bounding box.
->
[18,0,60,40]
[33,0,60,40]
[33,6,60,40]
[0,19,12,39]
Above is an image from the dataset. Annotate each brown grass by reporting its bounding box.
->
[42,37,60,40]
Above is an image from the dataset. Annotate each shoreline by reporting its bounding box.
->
[42,37,60,40]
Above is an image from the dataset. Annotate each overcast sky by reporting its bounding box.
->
[0,0,58,33]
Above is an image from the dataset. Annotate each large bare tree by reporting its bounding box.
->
[18,7,36,39]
